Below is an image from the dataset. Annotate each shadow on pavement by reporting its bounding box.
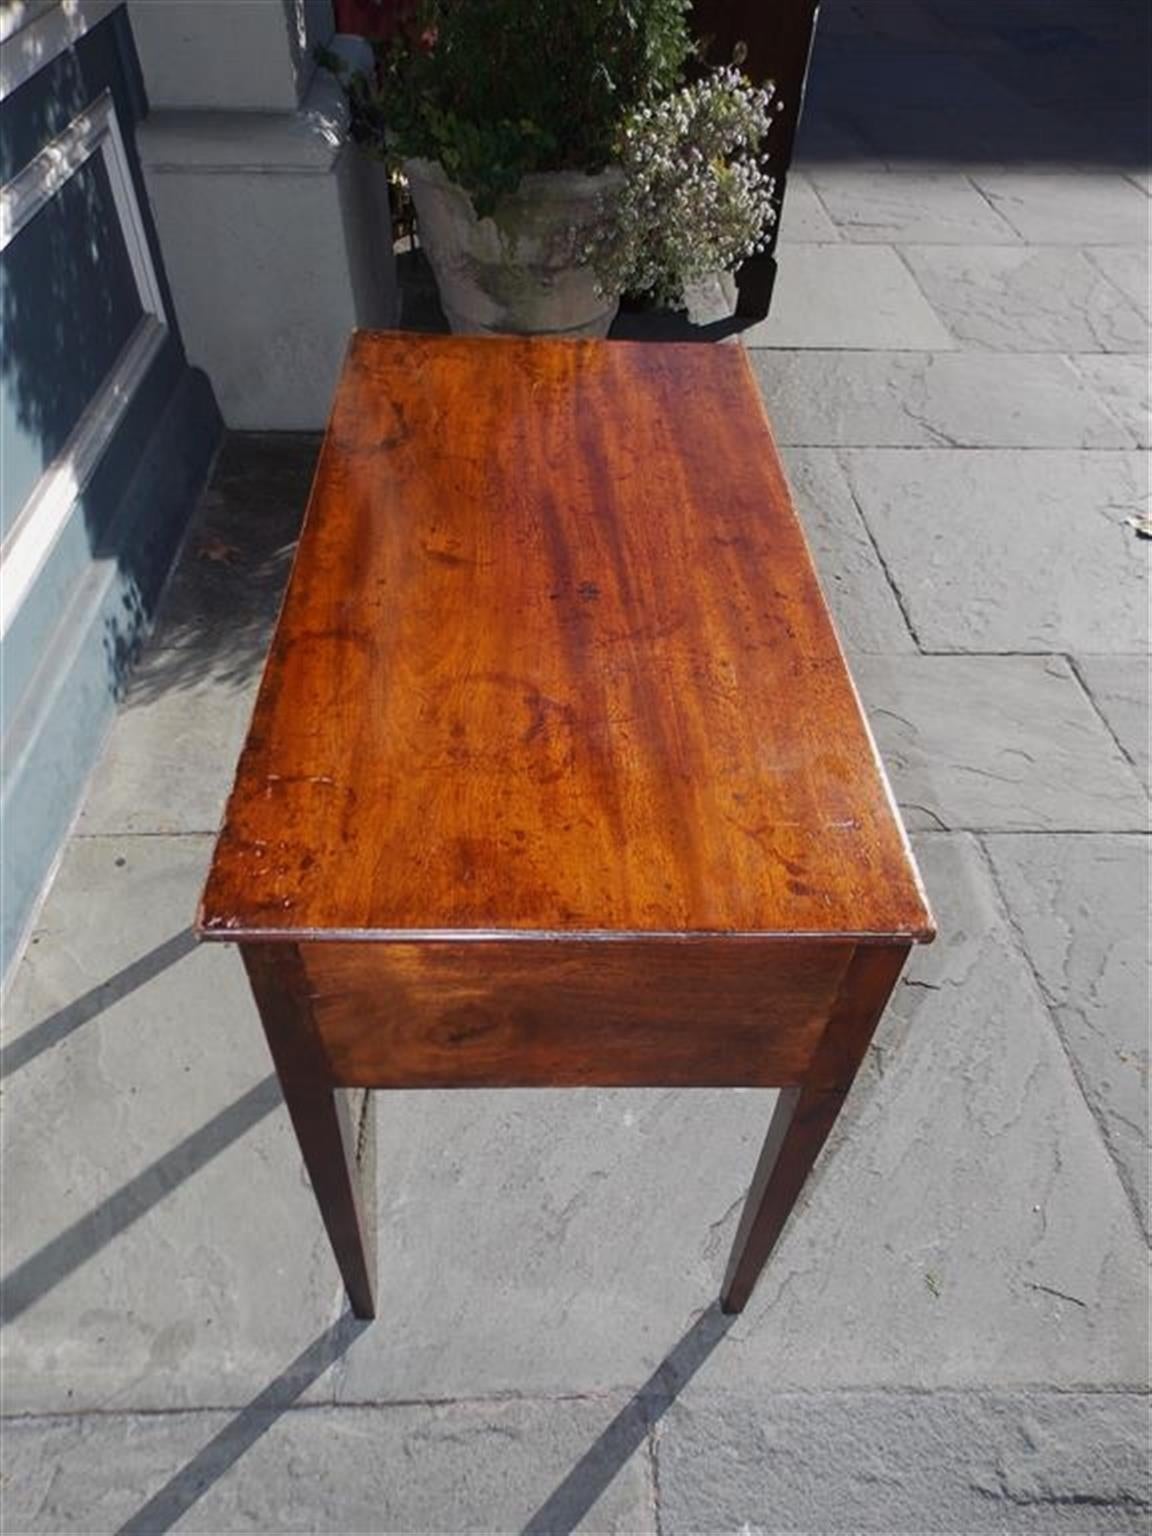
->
[115,1315,369,1536]
[0,1075,281,1327]
[521,1304,735,1536]
[0,928,198,1081]
[126,433,319,707]
[797,0,1150,169]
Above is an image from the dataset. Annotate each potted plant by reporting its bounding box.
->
[320,0,777,336]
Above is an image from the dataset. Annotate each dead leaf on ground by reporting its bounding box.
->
[195,534,243,564]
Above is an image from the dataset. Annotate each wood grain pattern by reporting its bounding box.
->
[805,941,912,1090]
[241,944,377,1319]
[198,332,931,946]
[720,942,912,1312]
[298,939,855,1087]
[720,1084,842,1314]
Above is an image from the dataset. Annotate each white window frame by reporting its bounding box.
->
[0,1,122,97]
[0,87,169,638]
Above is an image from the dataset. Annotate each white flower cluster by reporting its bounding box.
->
[588,65,777,306]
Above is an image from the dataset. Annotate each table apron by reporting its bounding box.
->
[286,938,864,1089]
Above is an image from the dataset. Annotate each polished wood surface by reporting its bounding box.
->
[199,332,931,946]
[299,938,853,1088]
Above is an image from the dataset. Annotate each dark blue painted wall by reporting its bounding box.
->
[1,7,222,977]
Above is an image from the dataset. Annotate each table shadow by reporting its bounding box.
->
[115,1314,368,1536]
[521,1303,735,1535]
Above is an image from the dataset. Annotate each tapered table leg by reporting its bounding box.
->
[720,943,911,1314]
[242,945,377,1319]
[720,1085,844,1314]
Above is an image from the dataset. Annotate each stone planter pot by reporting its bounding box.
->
[404,157,621,338]
[682,269,739,327]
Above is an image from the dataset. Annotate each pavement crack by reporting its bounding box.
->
[902,802,950,831]
[704,1190,746,1249]
[1025,1281,1088,1309]
[869,706,921,736]
[977,837,1145,1233]
[985,1483,1148,1511]
[7,1384,1152,1425]
[1064,653,1146,783]
[895,362,967,449]
[836,459,924,649]
[647,1416,666,1536]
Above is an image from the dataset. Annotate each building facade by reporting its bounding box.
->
[0,0,394,979]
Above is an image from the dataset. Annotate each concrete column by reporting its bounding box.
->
[130,1,397,428]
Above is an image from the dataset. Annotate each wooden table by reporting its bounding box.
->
[198,332,934,1321]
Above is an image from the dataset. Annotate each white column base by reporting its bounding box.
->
[138,74,398,429]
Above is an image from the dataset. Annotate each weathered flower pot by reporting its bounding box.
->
[404,157,621,338]
[682,269,739,327]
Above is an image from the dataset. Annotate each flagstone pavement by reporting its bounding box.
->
[2,1,1148,1531]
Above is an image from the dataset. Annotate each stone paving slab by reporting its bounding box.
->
[684,834,1148,1395]
[1084,246,1152,321]
[7,1387,1147,1536]
[1073,655,1151,788]
[332,1086,771,1404]
[967,172,1151,245]
[656,1390,1151,1534]
[752,350,1133,448]
[78,653,257,836]
[744,245,957,349]
[775,445,916,653]
[804,53,1022,114]
[898,245,1148,352]
[817,0,963,49]
[1017,107,1152,176]
[0,836,340,1415]
[851,655,1147,832]
[1068,355,1151,448]
[984,834,1150,1239]
[775,173,840,243]
[965,0,1146,47]
[843,104,1101,172]
[791,108,875,166]
[1,1397,654,1534]
[982,47,1150,110]
[150,433,314,672]
[841,449,1149,653]
[808,168,1020,244]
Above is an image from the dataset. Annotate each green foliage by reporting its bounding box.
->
[320,0,693,214]
[319,3,779,307]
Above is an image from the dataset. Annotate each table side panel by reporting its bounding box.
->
[806,942,912,1089]
[297,939,857,1088]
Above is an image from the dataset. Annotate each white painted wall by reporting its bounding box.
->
[129,0,326,110]
[131,0,397,428]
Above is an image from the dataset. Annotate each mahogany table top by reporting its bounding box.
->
[199,332,931,946]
